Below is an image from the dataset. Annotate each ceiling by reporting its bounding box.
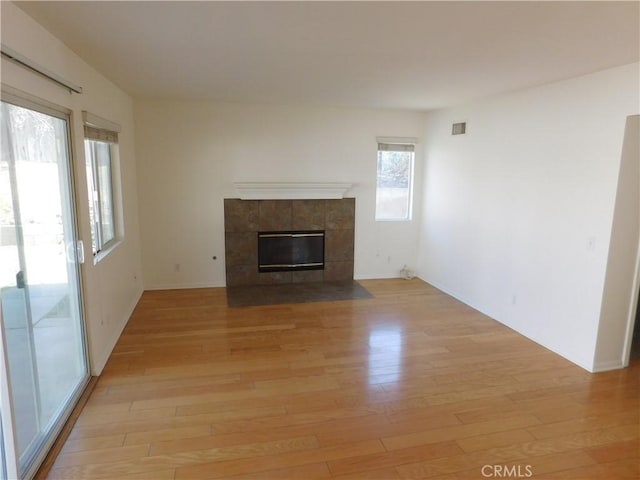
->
[13,1,640,111]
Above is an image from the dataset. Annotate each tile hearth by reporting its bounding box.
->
[226,280,373,307]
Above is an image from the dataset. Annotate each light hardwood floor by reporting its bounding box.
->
[44,279,639,479]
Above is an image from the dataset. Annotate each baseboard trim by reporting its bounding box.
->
[145,282,225,290]
[147,278,400,289]
[592,360,626,372]
[91,288,143,375]
[354,274,402,280]
[417,275,598,373]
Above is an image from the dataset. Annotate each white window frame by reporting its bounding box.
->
[375,137,417,222]
[82,111,122,259]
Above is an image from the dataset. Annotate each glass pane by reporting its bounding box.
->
[84,140,98,254]
[96,142,114,245]
[85,140,115,252]
[1,101,88,477]
[375,150,413,220]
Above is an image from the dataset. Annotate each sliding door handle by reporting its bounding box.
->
[66,240,85,264]
[76,240,85,264]
[16,270,25,289]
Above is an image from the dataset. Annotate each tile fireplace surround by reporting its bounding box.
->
[224,198,355,286]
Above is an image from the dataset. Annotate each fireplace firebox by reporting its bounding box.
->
[258,230,325,272]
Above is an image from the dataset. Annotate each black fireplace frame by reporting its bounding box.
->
[258,230,325,273]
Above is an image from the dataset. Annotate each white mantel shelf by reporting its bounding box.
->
[234,182,353,200]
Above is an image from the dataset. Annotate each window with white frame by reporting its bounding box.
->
[83,112,121,255]
[375,138,416,221]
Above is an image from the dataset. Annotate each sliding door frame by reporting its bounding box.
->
[0,87,91,480]
[0,304,19,480]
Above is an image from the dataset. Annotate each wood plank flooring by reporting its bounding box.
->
[44,279,639,479]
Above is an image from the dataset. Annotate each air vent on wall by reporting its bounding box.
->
[452,122,466,135]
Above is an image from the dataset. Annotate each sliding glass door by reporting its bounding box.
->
[0,98,88,479]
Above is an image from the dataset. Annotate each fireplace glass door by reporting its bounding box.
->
[258,231,324,272]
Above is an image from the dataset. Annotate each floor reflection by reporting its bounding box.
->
[368,326,403,384]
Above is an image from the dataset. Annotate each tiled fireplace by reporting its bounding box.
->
[224,198,355,286]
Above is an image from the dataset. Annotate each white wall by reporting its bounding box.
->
[418,64,639,371]
[595,115,640,371]
[134,100,426,289]
[1,2,144,374]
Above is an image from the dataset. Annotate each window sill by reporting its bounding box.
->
[92,239,122,265]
